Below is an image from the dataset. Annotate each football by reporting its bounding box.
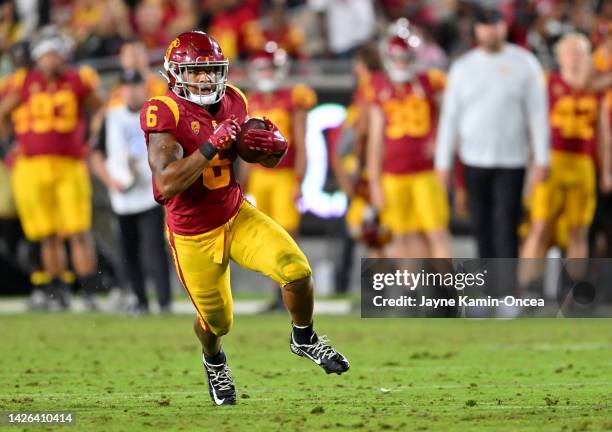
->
[234,117,270,163]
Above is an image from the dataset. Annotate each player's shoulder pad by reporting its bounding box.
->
[426,68,447,91]
[78,65,101,89]
[226,83,249,113]
[291,83,317,109]
[141,95,180,132]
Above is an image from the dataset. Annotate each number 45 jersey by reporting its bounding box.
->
[140,85,248,235]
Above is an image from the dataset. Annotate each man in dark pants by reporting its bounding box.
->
[435,7,549,258]
[91,70,172,313]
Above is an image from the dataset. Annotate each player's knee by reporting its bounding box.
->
[530,221,549,238]
[277,251,312,284]
[206,310,234,337]
[568,225,588,242]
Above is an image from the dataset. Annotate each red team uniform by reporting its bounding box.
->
[530,72,606,230]
[247,84,316,231]
[368,69,449,234]
[140,43,311,338]
[8,65,99,240]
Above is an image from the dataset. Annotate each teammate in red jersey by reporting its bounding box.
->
[522,33,611,260]
[367,23,452,258]
[141,31,349,406]
[241,42,316,310]
[0,27,104,309]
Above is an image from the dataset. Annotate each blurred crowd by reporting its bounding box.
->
[0,0,611,66]
[1,0,612,312]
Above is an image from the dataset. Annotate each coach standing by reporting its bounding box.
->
[435,6,549,258]
[91,69,172,313]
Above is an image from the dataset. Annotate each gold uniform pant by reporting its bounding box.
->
[167,200,311,336]
[381,170,449,235]
[247,168,300,232]
[11,155,92,240]
[530,151,596,227]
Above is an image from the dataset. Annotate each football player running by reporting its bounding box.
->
[366,22,452,258]
[141,31,349,406]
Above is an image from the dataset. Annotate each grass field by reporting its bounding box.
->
[1,314,612,431]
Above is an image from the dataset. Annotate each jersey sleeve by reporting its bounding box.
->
[140,96,180,135]
[291,84,317,110]
[426,68,447,93]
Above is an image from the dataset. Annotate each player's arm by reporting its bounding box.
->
[598,97,612,193]
[291,108,307,183]
[148,117,240,199]
[366,104,385,209]
[0,90,21,140]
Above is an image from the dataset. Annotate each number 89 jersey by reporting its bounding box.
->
[368,70,445,175]
[140,85,248,235]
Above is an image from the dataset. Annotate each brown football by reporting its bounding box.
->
[234,117,269,163]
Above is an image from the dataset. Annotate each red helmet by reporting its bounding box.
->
[381,19,421,82]
[162,31,229,106]
[360,206,392,250]
[248,41,288,92]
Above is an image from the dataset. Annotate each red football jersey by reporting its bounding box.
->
[247,84,316,170]
[140,85,248,235]
[369,70,445,175]
[9,66,98,158]
[548,72,604,156]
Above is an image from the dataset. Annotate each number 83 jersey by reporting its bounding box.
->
[140,85,248,235]
[8,66,100,158]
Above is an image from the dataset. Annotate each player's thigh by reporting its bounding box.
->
[411,171,449,232]
[229,201,311,286]
[11,157,57,240]
[167,228,233,335]
[56,158,92,236]
[346,196,368,236]
[381,174,418,234]
[247,168,272,216]
[564,168,596,228]
[530,175,563,223]
[270,171,300,232]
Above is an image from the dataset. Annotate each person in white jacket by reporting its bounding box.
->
[91,69,171,314]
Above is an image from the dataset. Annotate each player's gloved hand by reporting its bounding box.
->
[199,115,241,160]
[242,117,288,156]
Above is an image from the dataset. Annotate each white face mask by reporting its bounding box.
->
[387,67,415,83]
[163,59,228,106]
[255,78,279,93]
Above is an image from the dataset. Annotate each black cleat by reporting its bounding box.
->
[290,333,350,375]
[203,354,236,406]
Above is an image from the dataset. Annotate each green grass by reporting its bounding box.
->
[1,315,612,431]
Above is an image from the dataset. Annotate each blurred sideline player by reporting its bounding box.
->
[366,22,451,258]
[141,31,349,406]
[331,42,390,258]
[242,42,314,236]
[521,33,611,264]
[590,24,612,256]
[0,27,105,309]
[241,42,315,309]
[107,39,168,109]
